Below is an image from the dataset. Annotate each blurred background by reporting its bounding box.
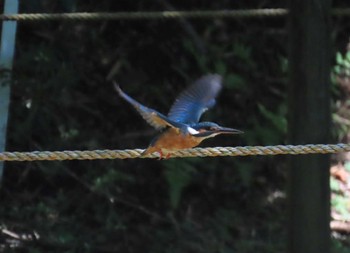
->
[1,0,350,252]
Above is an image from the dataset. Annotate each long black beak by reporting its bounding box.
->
[193,127,243,137]
[215,127,244,135]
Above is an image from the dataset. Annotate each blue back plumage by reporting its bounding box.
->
[167,74,222,124]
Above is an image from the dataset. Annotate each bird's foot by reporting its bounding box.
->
[157,151,171,160]
[157,151,164,160]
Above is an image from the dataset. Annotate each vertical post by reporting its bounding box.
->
[288,1,331,253]
[0,0,19,182]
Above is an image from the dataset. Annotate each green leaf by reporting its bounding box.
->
[336,52,344,65]
[280,57,289,73]
[333,65,341,74]
[225,73,246,90]
[215,61,227,75]
[257,104,287,134]
[330,177,340,191]
[236,161,254,187]
[232,42,251,61]
[343,59,350,68]
[331,195,350,219]
[345,51,350,62]
[164,160,195,209]
[93,169,135,191]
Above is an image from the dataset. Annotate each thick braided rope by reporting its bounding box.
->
[0,9,349,22]
[0,9,287,21]
[0,144,349,161]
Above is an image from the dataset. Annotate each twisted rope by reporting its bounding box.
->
[0,9,349,22]
[0,144,349,161]
[0,9,286,21]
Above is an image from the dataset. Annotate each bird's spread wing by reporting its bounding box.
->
[114,82,185,130]
[167,74,222,124]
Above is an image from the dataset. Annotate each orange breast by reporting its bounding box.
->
[156,128,202,149]
[143,128,203,155]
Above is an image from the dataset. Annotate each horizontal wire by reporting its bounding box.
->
[0,144,348,161]
[0,9,349,22]
[0,9,287,21]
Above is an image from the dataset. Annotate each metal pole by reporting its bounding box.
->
[0,0,19,182]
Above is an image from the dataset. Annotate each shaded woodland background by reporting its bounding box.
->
[1,0,350,252]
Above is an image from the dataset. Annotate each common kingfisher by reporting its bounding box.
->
[114,74,243,158]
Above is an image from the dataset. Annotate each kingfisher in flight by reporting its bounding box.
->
[114,74,243,159]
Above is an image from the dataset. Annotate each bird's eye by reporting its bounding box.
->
[210,127,218,131]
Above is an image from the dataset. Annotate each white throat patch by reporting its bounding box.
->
[187,126,200,135]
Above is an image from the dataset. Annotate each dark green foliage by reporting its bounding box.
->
[2,0,347,252]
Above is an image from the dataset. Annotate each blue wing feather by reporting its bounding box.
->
[114,83,185,130]
[167,74,222,124]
